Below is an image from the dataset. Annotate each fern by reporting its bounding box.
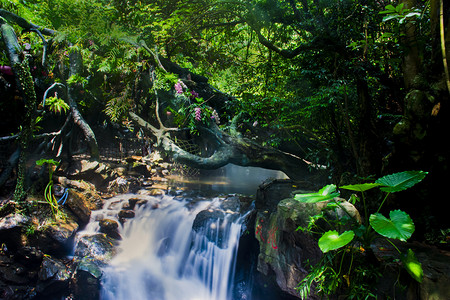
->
[104,89,132,122]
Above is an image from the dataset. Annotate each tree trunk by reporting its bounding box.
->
[67,51,100,160]
[1,18,37,201]
[129,111,325,182]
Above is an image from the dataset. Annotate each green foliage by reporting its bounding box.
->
[295,171,427,298]
[369,210,415,242]
[318,230,355,253]
[45,96,70,114]
[36,158,62,218]
[379,3,422,24]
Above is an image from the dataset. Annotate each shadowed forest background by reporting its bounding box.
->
[0,0,449,299]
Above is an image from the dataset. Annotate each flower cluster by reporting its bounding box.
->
[174,81,184,94]
[211,109,220,124]
[190,90,199,99]
[194,107,202,121]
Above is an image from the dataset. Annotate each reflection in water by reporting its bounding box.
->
[168,164,288,195]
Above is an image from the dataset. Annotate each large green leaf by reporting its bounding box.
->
[340,183,381,192]
[318,230,355,253]
[402,249,423,283]
[375,171,427,193]
[369,210,415,241]
[294,184,339,203]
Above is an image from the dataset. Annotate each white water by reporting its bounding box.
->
[92,194,247,300]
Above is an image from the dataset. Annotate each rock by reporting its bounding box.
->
[72,233,118,300]
[192,196,245,248]
[65,189,92,226]
[254,180,324,298]
[0,213,29,251]
[73,233,118,262]
[64,159,117,191]
[36,256,70,296]
[118,210,135,219]
[72,256,102,300]
[32,219,79,255]
[98,219,121,240]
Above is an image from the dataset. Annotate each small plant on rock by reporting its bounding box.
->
[295,170,427,299]
[36,158,63,218]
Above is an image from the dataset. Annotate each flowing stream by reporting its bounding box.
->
[77,164,289,300]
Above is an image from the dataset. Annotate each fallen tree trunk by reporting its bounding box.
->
[129,111,324,182]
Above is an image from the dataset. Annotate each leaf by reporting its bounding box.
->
[318,230,355,253]
[36,159,59,166]
[340,183,381,192]
[369,210,415,241]
[402,249,423,283]
[375,171,427,193]
[294,184,339,203]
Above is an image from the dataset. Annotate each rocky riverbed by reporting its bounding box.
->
[1,155,449,300]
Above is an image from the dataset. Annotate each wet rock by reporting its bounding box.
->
[72,257,102,300]
[128,198,140,209]
[148,188,165,196]
[36,256,70,297]
[31,219,79,256]
[65,189,92,225]
[118,210,135,219]
[74,233,118,262]
[0,213,29,251]
[98,219,121,240]
[72,233,118,300]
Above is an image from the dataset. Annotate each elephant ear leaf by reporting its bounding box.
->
[375,171,427,193]
[318,230,355,253]
[402,249,423,283]
[294,184,339,203]
[369,210,415,241]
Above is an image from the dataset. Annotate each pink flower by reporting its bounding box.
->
[190,90,199,99]
[194,107,201,121]
[174,82,183,94]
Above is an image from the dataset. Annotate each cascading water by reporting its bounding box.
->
[83,193,249,300]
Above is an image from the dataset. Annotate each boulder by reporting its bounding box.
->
[72,233,119,300]
[0,213,29,251]
[98,219,121,240]
[65,189,93,226]
[36,256,71,297]
[63,159,117,191]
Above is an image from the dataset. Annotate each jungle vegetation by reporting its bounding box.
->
[0,0,448,273]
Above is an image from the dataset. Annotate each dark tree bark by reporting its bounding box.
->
[67,51,100,160]
[1,17,37,201]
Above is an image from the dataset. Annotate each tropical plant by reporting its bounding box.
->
[35,158,63,218]
[295,170,427,299]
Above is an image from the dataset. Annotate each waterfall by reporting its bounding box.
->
[97,194,248,300]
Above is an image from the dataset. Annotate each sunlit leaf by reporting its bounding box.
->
[402,249,423,283]
[375,171,427,193]
[318,230,355,253]
[294,184,339,203]
[369,210,415,241]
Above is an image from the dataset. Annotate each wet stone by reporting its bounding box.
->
[118,210,135,219]
[98,219,121,240]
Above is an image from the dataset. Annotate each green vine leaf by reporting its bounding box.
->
[318,230,355,253]
[369,210,415,241]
